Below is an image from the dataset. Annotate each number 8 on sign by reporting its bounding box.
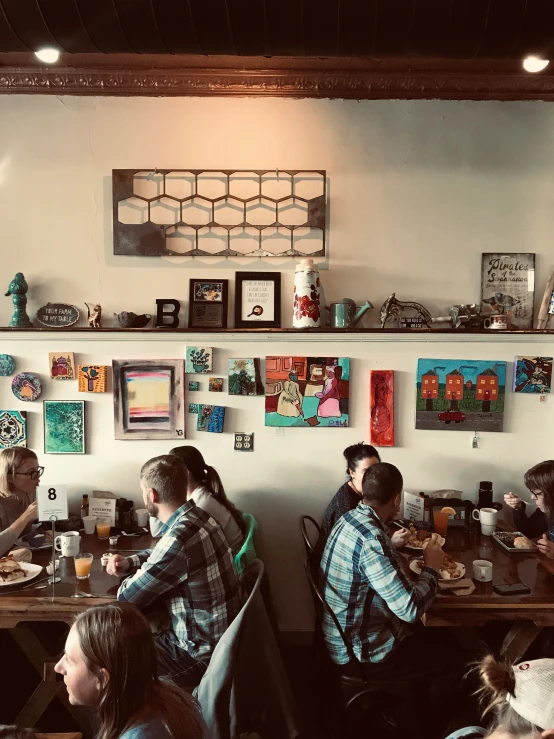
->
[37,484,69,522]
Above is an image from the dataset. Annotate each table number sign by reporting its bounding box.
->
[403,490,425,522]
[37,484,69,522]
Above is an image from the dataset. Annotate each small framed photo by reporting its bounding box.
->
[234,272,281,329]
[188,280,229,329]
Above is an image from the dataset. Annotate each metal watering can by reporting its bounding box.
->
[327,299,373,328]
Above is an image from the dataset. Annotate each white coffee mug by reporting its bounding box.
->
[473,559,493,582]
[54,531,81,557]
[484,314,508,330]
[82,515,97,535]
[135,508,149,527]
[472,507,498,536]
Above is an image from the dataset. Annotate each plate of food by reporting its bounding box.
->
[410,554,465,581]
[403,525,445,551]
[492,531,538,553]
[0,556,42,587]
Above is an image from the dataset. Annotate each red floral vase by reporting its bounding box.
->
[293,259,322,328]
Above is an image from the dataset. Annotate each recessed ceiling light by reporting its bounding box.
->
[523,56,549,73]
[34,48,60,64]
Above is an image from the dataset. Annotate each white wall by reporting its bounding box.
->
[1,96,554,632]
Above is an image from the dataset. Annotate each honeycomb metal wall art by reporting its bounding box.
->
[113,169,326,259]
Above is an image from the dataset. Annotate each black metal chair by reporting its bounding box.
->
[304,557,418,738]
[300,515,321,558]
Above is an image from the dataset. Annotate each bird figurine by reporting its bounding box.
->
[5,273,32,327]
[114,311,152,328]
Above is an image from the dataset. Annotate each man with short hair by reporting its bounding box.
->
[107,454,241,687]
[320,462,472,735]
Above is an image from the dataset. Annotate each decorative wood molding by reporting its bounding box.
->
[1,61,554,100]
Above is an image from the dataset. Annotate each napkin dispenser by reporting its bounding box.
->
[431,496,474,531]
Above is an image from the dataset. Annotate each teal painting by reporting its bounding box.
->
[44,400,85,454]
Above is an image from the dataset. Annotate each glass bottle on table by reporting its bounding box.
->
[80,493,89,519]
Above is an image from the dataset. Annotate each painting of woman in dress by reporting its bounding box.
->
[277,372,304,418]
[315,366,341,418]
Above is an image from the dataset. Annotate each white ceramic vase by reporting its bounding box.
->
[293,259,322,328]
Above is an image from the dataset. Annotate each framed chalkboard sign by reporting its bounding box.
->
[36,303,80,328]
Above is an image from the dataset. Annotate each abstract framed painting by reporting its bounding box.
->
[265,356,349,428]
[513,356,552,393]
[416,358,506,432]
[112,359,185,440]
[44,401,85,454]
[0,410,27,449]
[369,370,394,447]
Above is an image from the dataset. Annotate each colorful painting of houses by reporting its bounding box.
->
[416,358,506,432]
[265,356,349,428]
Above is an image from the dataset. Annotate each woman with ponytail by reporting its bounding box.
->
[150,445,245,555]
[445,655,554,739]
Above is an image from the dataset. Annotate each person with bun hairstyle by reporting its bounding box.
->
[316,443,410,558]
[55,602,205,739]
[445,655,554,739]
[0,448,41,556]
[504,461,554,560]
[150,445,245,555]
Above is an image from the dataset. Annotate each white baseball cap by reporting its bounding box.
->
[507,659,554,729]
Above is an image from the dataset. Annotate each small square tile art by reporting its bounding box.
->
[49,352,75,380]
[188,381,199,391]
[234,432,254,452]
[209,377,223,392]
[197,405,225,433]
[189,403,200,414]
[185,347,213,374]
[513,356,553,393]
[78,365,107,392]
[0,410,27,448]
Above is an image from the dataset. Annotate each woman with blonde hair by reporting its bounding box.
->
[55,602,204,739]
[0,448,40,556]
[445,655,554,739]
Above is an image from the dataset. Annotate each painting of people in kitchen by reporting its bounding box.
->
[265,356,349,427]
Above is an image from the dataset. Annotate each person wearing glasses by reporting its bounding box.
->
[0,448,42,556]
[504,460,554,559]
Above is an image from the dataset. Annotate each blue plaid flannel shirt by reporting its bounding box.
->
[118,500,242,662]
[319,502,438,665]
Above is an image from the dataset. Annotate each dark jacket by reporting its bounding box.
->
[315,481,361,560]
[513,503,554,540]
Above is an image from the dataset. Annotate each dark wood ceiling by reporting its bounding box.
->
[1,0,554,99]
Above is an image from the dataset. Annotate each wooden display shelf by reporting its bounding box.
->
[1,326,554,344]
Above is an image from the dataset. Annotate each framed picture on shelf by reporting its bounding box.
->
[481,253,535,330]
[188,279,229,329]
[234,272,281,329]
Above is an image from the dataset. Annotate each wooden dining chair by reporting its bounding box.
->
[300,515,321,558]
[303,557,418,738]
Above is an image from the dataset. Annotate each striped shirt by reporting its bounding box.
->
[319,502,438,665]
[118,500,242,662]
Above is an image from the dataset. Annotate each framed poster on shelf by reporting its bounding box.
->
[188,279,229,329]
[234,272,281,329]
[481,253,535,330]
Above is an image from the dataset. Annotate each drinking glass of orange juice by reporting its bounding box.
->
[433,506,456,536]
[74,553,94,579]
[96,522,111,539]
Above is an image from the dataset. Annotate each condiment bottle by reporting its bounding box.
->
[419,493,432,524]
[478,481,493,509]
[80,493,89,519]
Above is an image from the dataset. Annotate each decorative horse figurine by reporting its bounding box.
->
[379,293,432,328]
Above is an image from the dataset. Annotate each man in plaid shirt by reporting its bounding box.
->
[107,455,241,688]
[319,463,473,735]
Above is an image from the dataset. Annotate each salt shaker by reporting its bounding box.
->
[293,259,322,328]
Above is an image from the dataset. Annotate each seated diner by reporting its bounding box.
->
[0,448,40,557]
[505,460,554,560]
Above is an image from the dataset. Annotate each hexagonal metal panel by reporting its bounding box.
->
[150,197,180,225]
[293,172,325,200]
[261,173,292,200]
[293,227,324,255]
[166,226,197,254]
[214,198,245,226]
[229,227,260,254]
[260,227,292,255]
[182,197,212,226]
[197,226,228,254]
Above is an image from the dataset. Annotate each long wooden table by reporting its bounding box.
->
[0,531,154,733]
[406,527,554,661]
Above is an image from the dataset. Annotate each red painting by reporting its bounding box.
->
[369,370,394,447]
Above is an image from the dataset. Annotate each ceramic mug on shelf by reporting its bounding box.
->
[472,507,498,536]
[484,314,508,330]
[473,559,493,583]
[54,531,81,557]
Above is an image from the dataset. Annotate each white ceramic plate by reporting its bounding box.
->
[0,562,43,587]
[404,535,445,552]
[409,558,465,582]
